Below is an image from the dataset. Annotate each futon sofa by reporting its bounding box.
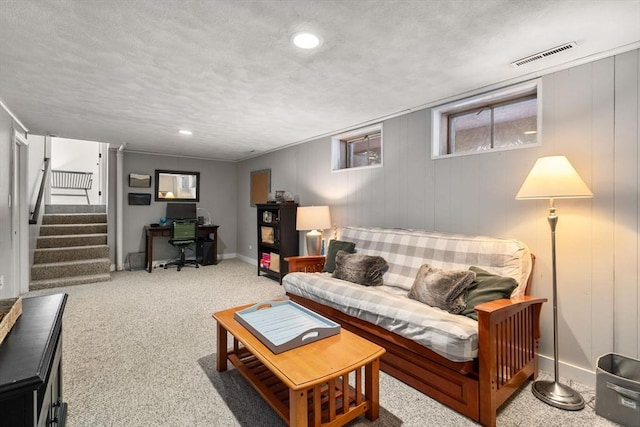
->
[283,226,546,427]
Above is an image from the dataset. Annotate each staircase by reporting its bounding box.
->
[30,205,111,290]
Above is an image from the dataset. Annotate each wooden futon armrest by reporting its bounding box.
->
[474,295,547,427]
[475,295,547,317]
[284,256,326,273]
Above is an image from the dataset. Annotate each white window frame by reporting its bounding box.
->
[331,124,383,172]
[431,79,542,159]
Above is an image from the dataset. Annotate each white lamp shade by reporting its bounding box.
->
[516,156,593,200]
[296,206,331,230]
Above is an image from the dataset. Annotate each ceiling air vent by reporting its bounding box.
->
[511,42,577,67]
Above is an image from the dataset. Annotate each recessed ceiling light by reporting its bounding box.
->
[179,130,192,135]
[292,32,320,49]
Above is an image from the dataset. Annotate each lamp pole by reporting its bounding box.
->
[531,199,585,410]
[549,200,560,384]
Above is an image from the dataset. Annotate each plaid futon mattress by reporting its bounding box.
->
[283,272,479,361]
[339,226,532,297]
[283,226,533,362]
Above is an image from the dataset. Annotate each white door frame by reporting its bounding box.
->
[98,142,108,205]
[12,130,29,295]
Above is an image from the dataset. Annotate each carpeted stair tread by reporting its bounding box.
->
[37,233,107,248]
[34,244,110,263]
[45,204,106,214]
[40,223,108,236]
[32,204,111,291]
[31,258,111,281]
[42,213,107,225]
[30,273,111,291]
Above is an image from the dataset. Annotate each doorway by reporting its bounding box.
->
[11,130,29,294]
[50,137,108,205]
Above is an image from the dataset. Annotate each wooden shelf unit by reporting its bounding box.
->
[256,203,298,282]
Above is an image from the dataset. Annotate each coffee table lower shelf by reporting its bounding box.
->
[228,346,370,426]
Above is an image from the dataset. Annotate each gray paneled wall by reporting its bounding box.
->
[237,50,639,385]
[121,152,238,265]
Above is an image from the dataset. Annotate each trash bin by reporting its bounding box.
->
[127,252,145,271]
[596,353,640,427]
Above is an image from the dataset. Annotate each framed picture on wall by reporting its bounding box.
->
[129,173,151,188]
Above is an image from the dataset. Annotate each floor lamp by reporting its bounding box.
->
[296,206,331,256]
[516,155,593,410]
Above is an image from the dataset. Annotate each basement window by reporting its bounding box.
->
[431,79,541,159]
[332,124,383,171]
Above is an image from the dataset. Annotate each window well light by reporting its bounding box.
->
[292,32,320,49]
[179,129,192,135]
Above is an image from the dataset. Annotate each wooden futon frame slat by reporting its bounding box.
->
[285,255,546,427]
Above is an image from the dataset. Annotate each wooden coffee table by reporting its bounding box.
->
[213,303,385,426]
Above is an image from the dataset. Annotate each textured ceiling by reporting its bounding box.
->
[1,0,639,161]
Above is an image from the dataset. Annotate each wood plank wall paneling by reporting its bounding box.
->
[637,50,640,359]
[383,116,401,228]
[590,57,615,364]
[552,64,596,370]
[237,49,640,381]
[614,50,639,358]
[406,111,427,229]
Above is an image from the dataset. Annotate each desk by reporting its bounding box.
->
[144,224,219,273]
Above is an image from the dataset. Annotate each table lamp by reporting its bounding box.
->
[296,206,331,256]
[516,155,593,410]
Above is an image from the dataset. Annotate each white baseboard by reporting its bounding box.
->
[235,253,257,265]
[538,354,596,387]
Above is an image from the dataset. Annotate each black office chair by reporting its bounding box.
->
[164,221,199,271]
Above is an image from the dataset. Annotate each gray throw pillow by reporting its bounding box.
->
[461,266,518,320]
[332,250,388,286]
[323,240,356,273]
[408,264,476,314]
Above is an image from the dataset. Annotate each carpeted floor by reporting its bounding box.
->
[27,259,618,426]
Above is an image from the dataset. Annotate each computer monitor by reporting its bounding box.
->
[166,202,197,221]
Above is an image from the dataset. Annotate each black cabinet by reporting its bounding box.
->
[256,203,299,282]
[0,293,68,427]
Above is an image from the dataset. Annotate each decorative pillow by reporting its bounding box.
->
[332,250,388,286]
[408,264,475,314]
[323,240,356,273]
[461,266,518,320]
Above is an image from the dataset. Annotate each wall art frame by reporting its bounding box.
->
[129,173,151,188]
